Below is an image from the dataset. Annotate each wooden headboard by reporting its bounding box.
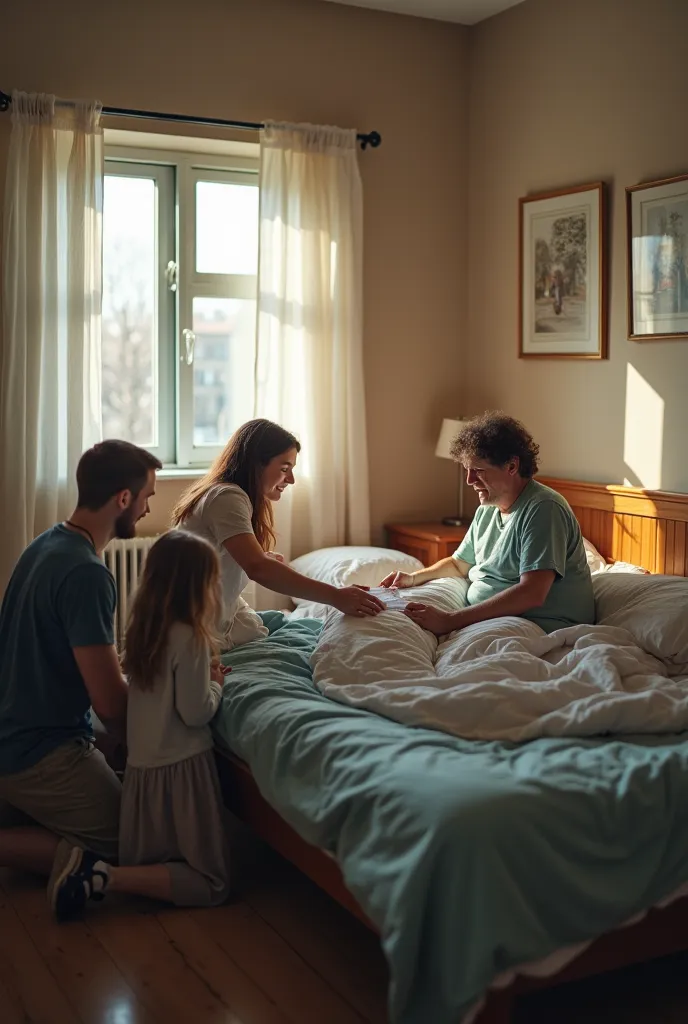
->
[540,478,688,577]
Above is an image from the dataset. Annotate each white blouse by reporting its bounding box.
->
[181,484,268,646]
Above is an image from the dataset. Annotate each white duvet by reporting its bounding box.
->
[311,579,688,742]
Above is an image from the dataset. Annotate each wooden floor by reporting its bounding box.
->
[3,822,688,1024]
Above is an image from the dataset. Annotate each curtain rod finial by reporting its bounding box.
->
[360,130,381,151]
[0,91,11,112]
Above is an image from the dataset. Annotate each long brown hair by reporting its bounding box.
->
[171,419,300,551]
[122,530,222,689]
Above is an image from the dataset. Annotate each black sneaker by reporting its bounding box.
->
[48,845,110,922]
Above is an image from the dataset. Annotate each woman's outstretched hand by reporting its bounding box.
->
[333,585,385,617]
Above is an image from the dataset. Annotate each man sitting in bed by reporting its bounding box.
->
[381,411,594,636]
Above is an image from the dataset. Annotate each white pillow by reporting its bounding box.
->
[289,546,424,606]
[604,562,649,575]
[583,537,607,574]
[593,573,688,674]
[582,537,648,576]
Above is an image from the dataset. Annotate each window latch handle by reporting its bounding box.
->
[165,261,178,293]
[181,328,195,365]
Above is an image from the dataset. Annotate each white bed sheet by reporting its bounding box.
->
[312,580,688,742]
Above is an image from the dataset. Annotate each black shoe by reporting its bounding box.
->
[48,845,110,922]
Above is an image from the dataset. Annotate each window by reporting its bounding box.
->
[102,145,259,466]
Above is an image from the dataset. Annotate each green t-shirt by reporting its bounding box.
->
[454,480,594,633]
[0,525,116,774]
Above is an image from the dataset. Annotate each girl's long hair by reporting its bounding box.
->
[122,530,222,689]
[171,419,300,551]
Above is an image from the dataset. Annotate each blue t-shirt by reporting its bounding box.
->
[0,525,116,775]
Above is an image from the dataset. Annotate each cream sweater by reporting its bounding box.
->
[125,622,223,769]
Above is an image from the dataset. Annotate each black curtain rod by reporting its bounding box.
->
[0,90,381,150]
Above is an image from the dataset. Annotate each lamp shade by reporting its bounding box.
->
[435,417,469,461]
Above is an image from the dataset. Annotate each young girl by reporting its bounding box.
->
[172,418,384,646]
[51,530,232,918]
[118,529,231,905]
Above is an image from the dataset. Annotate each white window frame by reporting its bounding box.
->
[102,159,176,464]
[177,160,259,466]
[104,143,260,468]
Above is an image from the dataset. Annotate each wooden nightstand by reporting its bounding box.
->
[385,521,469,567]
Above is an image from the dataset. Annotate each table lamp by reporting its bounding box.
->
[436,417,470,526]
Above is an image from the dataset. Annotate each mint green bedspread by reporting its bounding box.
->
[213,612,688,1024]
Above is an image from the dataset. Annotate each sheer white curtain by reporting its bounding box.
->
[0,91,103,592]
[255,121,370,570]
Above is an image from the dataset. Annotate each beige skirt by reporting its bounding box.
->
[119,748,231,907]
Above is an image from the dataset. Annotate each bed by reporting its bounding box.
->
[212,477,688,1024]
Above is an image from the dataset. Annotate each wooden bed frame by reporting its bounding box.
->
[216,477,688,1023]
[538,477,688,576]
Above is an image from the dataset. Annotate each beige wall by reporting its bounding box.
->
[0,0,469,542]
[467,0,688,493]
[5,0,684,550]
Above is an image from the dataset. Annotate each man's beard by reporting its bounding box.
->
[114,506,138,539]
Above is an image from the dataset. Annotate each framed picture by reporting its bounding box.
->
[519,182,607,359]
[627,173,688,341]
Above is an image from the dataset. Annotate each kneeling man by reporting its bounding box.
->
[382,412,594,636]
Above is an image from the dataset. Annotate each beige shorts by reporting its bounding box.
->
[0,738,121,862]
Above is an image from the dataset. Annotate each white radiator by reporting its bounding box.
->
[103,535,159,648]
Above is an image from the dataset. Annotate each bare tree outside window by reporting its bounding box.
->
[101,153,259,464]
[102,176,156,446]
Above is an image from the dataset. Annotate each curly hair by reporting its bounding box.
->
[449,412,540,479]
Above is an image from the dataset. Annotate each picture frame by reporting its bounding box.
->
[626,173,688,341]
[519,182,607,359]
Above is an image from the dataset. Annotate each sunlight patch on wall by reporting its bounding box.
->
[623,364,664,489]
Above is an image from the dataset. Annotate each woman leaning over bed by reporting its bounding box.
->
[172,419,384,646]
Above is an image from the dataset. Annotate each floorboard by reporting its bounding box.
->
[2,869,156,1024]
[0,878,82,1024]
[4,829,688,1024]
